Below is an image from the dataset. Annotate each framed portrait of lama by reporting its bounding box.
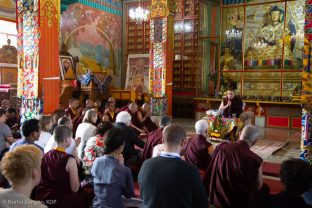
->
[59,55,76,80]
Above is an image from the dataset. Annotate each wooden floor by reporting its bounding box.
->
[173,118,300,164]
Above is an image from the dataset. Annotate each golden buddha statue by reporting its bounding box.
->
[220,48,234,71]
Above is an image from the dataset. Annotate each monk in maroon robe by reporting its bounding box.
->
[140,103,158,133]
[36,126,93,208]
[203,125,264,208]
[141,116,171,161]
[126,103,145,134]
[64,98,82,135]
[219,89,243,118]
[181,119,213,171]
[103,101,117,123]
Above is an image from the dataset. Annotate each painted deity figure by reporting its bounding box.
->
[252,6,297,64]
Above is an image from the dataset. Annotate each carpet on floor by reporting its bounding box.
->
[251,140,288,159]
[263,177,284,194]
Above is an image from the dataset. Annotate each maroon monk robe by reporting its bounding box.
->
[36,149,94,208]
[104,111,117,123]
[126,109,143,135]
[64,107,80,136]
[181,134,212,171]
[120,104,129,112]
[141,128,163,161]
[141,111,158,133]
[203,140,263,208]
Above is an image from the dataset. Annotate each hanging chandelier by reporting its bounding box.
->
[129,1,149,24]
[225,29,242,39]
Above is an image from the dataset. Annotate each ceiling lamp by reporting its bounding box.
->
[129,1,149,24]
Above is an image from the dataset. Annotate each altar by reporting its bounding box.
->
[204,115,244,142]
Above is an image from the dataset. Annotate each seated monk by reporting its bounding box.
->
[181,119,213,171]
[103,101,117,123]
[141,116,171,161]
[108,97,120,113]
[139,103,158,133]
[65,98,82,136]
[36,126,94,208]
[203,125,265,208]
[219,89,243,118]
[126,102,145,135]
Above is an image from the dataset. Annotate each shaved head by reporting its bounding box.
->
[239,125,259,147]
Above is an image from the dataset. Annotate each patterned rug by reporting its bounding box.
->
[251,140,289,159]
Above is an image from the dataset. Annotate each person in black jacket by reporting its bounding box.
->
[138,124,208,208]
[114,111,145,167]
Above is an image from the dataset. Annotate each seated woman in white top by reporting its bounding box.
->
[76,109,97,158]
[35,115,53,149]
[0,145,47,208]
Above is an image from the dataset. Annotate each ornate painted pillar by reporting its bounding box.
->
[17,0,60,122]
[301,0,312,164]
[149,0,174,116]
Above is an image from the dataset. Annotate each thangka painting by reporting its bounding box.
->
[125,54,150,95]
[243,1,304,70]
[220,0,305,71]
[60,4,122,86]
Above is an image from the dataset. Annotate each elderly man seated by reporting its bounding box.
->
[181,119,213,171]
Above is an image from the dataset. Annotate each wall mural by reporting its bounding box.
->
[60,3,122,87]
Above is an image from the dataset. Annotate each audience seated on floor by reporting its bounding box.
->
[115,111,145,170]
[91,128,142,208]
[203,125,266,208]
[10,119,43,152]
[254,158,312,208]
[36,126,94,208]
[0,108,15,159]
[0,145,47,208]
[82,121,113,181]
[139,103,158,133]
[35,115,53,149]
[44,116,80,163]
[76,109,97,158]
[141,115,171,161]
[138,124,208,208]
[181,119,213,171]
